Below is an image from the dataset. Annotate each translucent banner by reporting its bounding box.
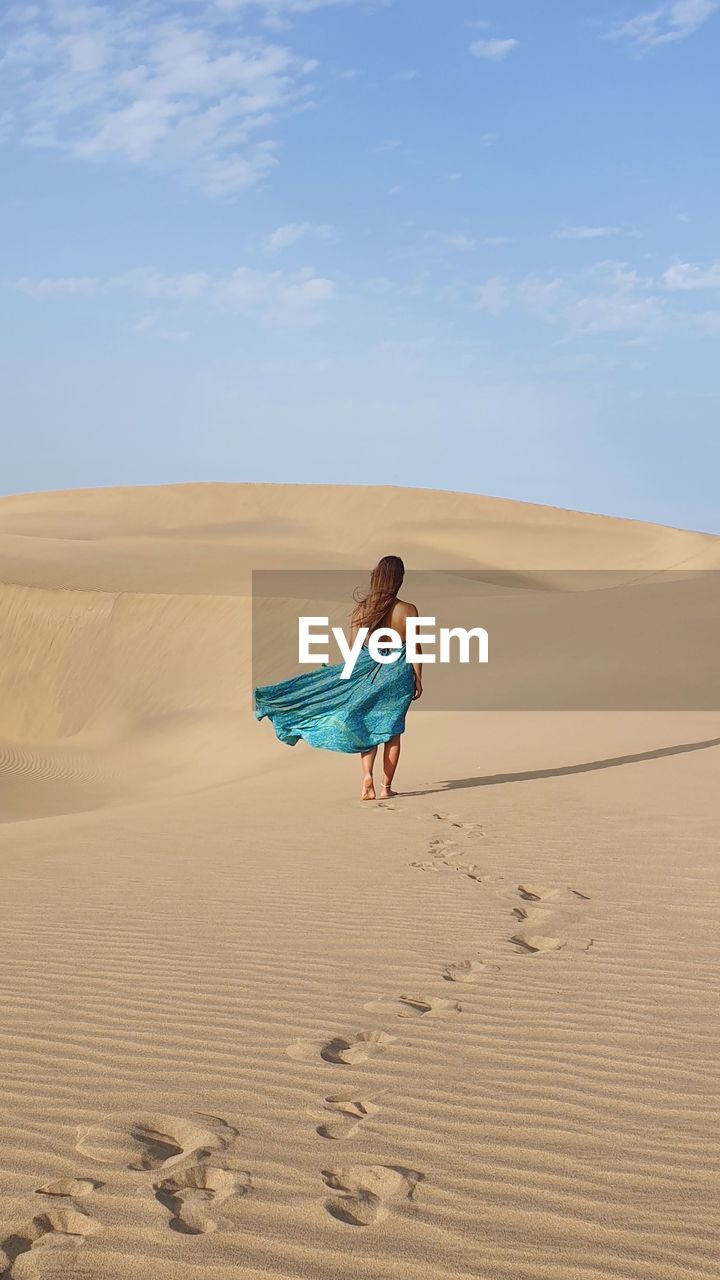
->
[252,569,720,711]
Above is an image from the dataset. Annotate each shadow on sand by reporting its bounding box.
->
[401,735,720,797]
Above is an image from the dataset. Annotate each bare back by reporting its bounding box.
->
[377,597,418,643]
[350,596,419,646]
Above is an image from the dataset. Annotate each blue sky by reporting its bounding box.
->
[2,0,719,531]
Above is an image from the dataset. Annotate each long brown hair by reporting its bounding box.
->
[351,555,405,635]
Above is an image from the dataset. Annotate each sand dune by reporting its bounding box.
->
[0,483,718,1279]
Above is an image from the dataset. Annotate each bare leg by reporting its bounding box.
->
[360,746,377,800]
[380,735,401,798]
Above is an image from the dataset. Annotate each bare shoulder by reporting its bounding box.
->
[393,598,418,618]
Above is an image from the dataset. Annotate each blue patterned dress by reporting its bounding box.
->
[254,644,416,753]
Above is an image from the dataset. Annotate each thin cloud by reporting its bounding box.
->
[215,0,393,31]
[215,0,392,16]
[263,222,335,252]
[556,226,620,240]
[437,233,476,252]
[12,275,99,297]
[466,261,667,337]
[9,263,336,326]
[608,0,719,51]
[0,1,321,196]
[136,314,193,342]
[469,38,519,61]
[474,276,510,315]
[663,260,720,288]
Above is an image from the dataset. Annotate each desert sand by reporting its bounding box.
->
[0,482,718,1280]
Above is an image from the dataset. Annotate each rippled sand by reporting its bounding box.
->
[1,483,718,1279]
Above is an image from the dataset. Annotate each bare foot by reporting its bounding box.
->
[380,785,396,799]
[361,775,376,801]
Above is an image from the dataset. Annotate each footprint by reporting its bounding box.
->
[363,995,461,1019]
[435,846,482,869]
[442,854,485,880]
[195,1114,240,1143]
[75,1113,227,1171]
[442,959,499,983]
[411,836,483,880]
[287,1030,394,1066]
[315,1094,380,1141]
[153,1166,249,1235]
[516,884,556,902]
[409,858,462,874]
[510,931,568,954]
[511,884,592,954]
[321,1031,394,1064]
[431,813,483,835]
[518,884,592,906]
[34,1179,101,1199]
[322,1164,423,1226]
[0,1208,101,1276]
[511,905,549,925]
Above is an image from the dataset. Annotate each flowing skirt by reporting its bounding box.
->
[254,644,416,754]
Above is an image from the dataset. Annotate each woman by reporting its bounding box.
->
[254,556,422,800]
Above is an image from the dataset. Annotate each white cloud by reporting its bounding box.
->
[609,0,719,50]
[217,0,344,7]
[122,269,213,299]
[469,38,518,61]
[563,264,663,335]
[518,275,565,315]
[663,260,720,288]
[213,0,387,14]
[9,262,336,326]
[214,0,393,28]
[438,232,476,252]
[136,313,193,341]
[217,0,387,9]
[441,257,720,340]
[555,226,620,240]
[0,1,320,195]
[13,275,98,297]
[474,276,510,315]
[462,261,666,337]
[262,221,335,252]
[217,265,334,322]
